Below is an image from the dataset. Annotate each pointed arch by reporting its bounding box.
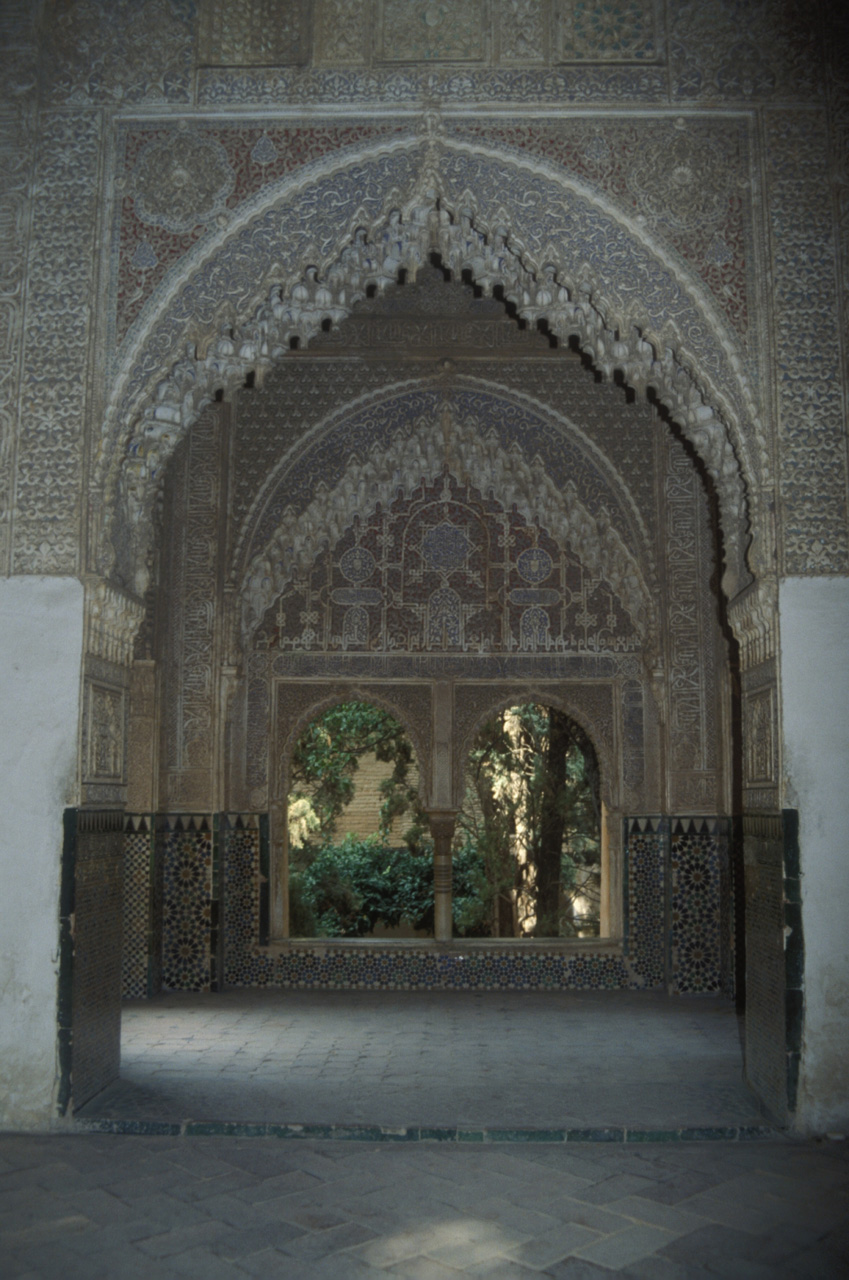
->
[456,686,616,817]
[237,385,659,649]
[100,135,761,600]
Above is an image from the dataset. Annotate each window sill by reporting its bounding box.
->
[261,935,623,955]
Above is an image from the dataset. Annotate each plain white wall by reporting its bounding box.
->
[780,576,849,1134]
[0,577,83,1130]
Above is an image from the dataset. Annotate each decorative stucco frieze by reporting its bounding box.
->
[102,138,758,606]
[379,0,485,62]
[198,0,310,67]
[668,0,821,105]
[114,121,406,346]
[159,405,223,811]
[131,133,237,236]
[494,0,548,64]
[825,6,849,555]
[13,111,101,575]
[241,394,656,647]
[766,111,849,575]
[450,117,753,345]
[0,116,33,577]
[727,577,777,671]
[44,0,193,104]
[0,3,39,577]
[313,0,368,65]
[84,579,146,667]
[196,64,670,107]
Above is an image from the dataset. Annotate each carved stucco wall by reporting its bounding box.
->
[148,268,728,823]
[0,1,843,594]
[102,137,757,611]
[0,0,847,1129]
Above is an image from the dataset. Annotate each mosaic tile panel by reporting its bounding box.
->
[122,815,154,1000]
[669,818,724,994]
[232,945,633,992]
[719,826,736,1000]
[624,817,667,989]
[158,815,215,992]
[743,810,803,1120]
[163,809,726,994]
[743,813,786,1118]
[220,812,629,991]
[222,814,266,987]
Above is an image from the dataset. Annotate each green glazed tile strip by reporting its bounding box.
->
[70,1118,780,1143]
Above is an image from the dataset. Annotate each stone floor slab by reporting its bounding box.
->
[79,990,765,1132]
[3,1102,849,1278]
[570,1223,678,1269]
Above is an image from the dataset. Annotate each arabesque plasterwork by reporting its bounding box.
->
[99,134,759,611]
[0,0,847,1136]
[240,394,656,647]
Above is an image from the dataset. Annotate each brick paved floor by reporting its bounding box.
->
[78,989,765,1131]
[1,1131,847,1277]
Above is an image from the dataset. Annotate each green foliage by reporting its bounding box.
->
[289,836,432,937]
[290,701,422,848]
[286,698,600,942]
[290,836,492,939]
[457,703,601,938]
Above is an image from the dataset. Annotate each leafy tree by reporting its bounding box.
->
[289,701,424,853]
[288,702,433,937]
[289,835,491,939]
[457,704,601,938]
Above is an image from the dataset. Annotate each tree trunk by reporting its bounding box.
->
[535,708,571,935]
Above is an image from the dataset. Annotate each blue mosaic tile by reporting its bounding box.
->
[624,817,667,988]
[670,818,723,994]
[159,816,214,992]
[122,815,154,999]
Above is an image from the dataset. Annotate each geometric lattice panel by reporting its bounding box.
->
[159,815,214,992]
[719,831,735,1000]
[247,947,633,992]
[223,813,264,987]
[670,817,723,994]
[624,816,667,989]
[147,810,730,994]
[122,815,154,999]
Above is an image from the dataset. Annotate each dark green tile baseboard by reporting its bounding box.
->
[70,1117,780,1143]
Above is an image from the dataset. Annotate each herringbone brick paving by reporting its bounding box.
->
[4,991,848,1275]
[1,1132,847,1277]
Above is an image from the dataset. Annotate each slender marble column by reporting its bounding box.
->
[428,810,457,942]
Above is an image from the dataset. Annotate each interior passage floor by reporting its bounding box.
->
[79,989,765,1131]
[2,1132,848,1278]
